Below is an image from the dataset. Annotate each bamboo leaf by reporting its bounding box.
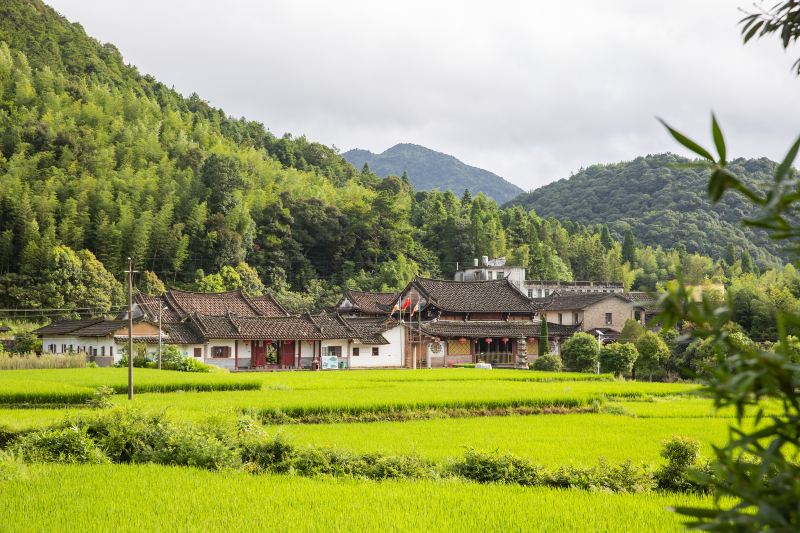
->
[711,114,726,163]
[658,118,716,161]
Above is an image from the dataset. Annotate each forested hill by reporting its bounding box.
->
[507,153,783,267]
[343,144,524,204]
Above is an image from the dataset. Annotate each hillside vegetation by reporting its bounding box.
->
[508,154,783,266]
[343,143,524,204]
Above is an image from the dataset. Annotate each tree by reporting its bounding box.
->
[201,154,245,215]
[599,224,613,249]
[599,342,639,377]
[539,318,550,355]
[634,331,669,380]
[560,332,599,372]
[618,318,645,344]
[235,262,265,296]
[621,228,636,265]
[139,271,166,296]
[740,249,755,274]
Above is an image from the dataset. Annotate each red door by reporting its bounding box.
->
[279,341,295,367]
[251,342,265,368]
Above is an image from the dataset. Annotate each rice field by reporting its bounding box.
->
[0,367,735,530]
[0,463,713,532]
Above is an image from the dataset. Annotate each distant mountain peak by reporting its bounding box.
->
[343,143,523,204]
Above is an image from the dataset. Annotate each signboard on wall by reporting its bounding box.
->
[321,355,339,370]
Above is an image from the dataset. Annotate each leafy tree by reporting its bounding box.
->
[139,271,167,296]
[539,318,550,355]
[598,342,638,377]
[560,332,599,373]
[634,331,669,381]
[621,228,636,265]
[618,318,645,344]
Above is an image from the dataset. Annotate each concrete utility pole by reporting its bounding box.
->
[158,305,166,370]
[124,257,138,400]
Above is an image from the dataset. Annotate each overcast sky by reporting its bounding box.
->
[48,0,800,190]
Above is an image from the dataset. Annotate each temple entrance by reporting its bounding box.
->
[475,337,515,366]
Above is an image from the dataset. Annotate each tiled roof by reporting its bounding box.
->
[133,294,183,322]
[540,292,632,311]
[338,290,399,315]
[70,320,130,337]
[340,316,397,345]
[162,322,205,344]
[165,288,263,318]
[421,320,578,339]
[189,314,330,340]
[34,318,105,336]
[310,312,356,339]
[247,294,290,317]
[411,277,541,313]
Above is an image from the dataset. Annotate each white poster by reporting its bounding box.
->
[321,355,339,370]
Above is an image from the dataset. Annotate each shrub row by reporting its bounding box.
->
[249,397,595,424]
[1,408,714,494]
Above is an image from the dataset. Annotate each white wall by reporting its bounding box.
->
[349,325,404,369]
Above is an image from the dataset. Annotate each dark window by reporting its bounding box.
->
[558,313,563,325]
[605,313,613,325]
[101,346,105,356]
[352,347,360,357]
[109,346,113,357]
[372,347,379,356]
[212,346,231,358]
[194,347,202,358]
[573,312,579,324]
[326,346,342,357]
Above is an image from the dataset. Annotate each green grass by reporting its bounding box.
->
[0,463,712,532]
[266,411,747,466]
[0,368,261,404]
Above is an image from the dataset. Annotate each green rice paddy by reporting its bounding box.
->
[0,367,738,530]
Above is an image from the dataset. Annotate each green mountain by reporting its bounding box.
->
[506,153,784,267]
[343,144,524,204]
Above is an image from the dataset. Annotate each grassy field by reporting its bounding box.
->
[266,412,743,466]
[0,367,735,530]
[0,463,711,532]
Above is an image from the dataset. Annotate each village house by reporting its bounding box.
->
[536,292,636,342]
[35,289,404,370]
[397,277,577,368]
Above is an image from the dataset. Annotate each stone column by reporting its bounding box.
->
[516,337,528,369]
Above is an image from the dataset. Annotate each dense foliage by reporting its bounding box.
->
[343,143,524,204]
[508,153,785,267]
[0,0,763,316]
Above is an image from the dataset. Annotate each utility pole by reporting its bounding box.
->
[124,258,138,400]
[158,305,166,370]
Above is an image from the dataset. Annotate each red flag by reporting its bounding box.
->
[401,297,411,310]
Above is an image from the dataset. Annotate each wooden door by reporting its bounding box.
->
[279,342,295,367]
[251,342,265,368]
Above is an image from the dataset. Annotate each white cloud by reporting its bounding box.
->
[48,0,800,190]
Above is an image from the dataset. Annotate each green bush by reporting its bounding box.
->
[599,343,639,377]
[10,427,108,464]
[561,332,600,372]
[451,449,546,486]
[654,436,711,493]
[86,385,114,409]
[531,354,563,372]
[151,428,240,470]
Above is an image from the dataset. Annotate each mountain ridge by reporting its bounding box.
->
[506,152,784,267]
[343,143,524,204]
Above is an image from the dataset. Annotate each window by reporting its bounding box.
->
[326,346,342,357]
[101,346,105,356]
[573,312,579,324]
[527,289,533,297]
[372,347,379,357]
[605,313,613,325]
[497,271,504,279]
[487,271,493,280]
[109,346,113,357]
[352,347,360,357]
[212,346,231,358]
[62,344,66,353]
[558,313,563,325]
[194,347,202,358]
